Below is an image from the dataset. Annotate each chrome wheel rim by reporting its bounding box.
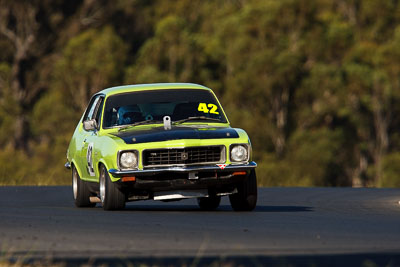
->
[100,168,106,204]
[72,169,78,200]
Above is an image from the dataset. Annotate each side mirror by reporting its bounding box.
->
[83,119,97,131]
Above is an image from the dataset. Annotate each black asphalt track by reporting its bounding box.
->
[0,186,399,266]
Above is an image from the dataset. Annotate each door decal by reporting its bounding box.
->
[86,142,95,176]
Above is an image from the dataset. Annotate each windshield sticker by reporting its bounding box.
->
[198,103,219,114]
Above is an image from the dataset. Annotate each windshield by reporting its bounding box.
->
[102,89,227,128]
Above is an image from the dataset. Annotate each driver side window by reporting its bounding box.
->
[83,95,104,129]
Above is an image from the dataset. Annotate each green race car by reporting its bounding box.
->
[65,83,257,211]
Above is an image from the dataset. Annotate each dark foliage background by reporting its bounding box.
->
[1,0,400,187]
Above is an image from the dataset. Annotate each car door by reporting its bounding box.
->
[78,95,104,181]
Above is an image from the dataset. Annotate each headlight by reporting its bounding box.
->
[230,145,248,162]
[119,151,138,169]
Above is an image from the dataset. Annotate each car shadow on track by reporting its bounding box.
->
[254,205,314,212]
[122,204,314,212]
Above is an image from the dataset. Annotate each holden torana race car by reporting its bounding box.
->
[65,83,257,211]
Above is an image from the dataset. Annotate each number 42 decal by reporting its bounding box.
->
[198,103,219,114]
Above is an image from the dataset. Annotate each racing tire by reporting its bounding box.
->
[229,170,257,211]
[197,195,221,211]
[100,165,126,210]
[72,166,96,208]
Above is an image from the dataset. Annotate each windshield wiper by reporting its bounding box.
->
[173,116,222,125]
[118,120,162,131]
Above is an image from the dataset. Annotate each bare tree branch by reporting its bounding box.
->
[0,0,39,150]
[0,5,17,44]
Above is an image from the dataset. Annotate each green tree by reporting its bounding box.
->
[54,26,127,111]
[125,15,205,84]
[215,0,315,157]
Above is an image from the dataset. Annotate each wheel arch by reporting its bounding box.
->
[70,159,84,180]
[97,159,120,182]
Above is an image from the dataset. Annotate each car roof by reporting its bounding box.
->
[98,83,211,96]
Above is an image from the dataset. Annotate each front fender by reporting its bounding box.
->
[97,159,121,183]
[69,159,86,182]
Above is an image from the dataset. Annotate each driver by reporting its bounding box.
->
[117,105,142,125]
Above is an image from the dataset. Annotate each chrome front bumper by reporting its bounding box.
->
[65,162,71,169]
[108,161,257,176]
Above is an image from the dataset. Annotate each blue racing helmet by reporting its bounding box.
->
[117,105,141,125]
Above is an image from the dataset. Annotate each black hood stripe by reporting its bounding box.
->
[111,126,239,144]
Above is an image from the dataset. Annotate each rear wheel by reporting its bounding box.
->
[229,170,257,211]
[197,195,221,211]
[72,166,95,207]
[100,165,126,210]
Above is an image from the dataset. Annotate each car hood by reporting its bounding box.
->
[110,125,239,144]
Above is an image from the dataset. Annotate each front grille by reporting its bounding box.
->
[143,146,224,167]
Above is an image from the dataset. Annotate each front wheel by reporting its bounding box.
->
[100,165,126,210]
[197,195,221,211]
[72,166,95,208]
[229,170,257,211]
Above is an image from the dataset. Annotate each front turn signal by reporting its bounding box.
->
[232,171,247,176]
[121,176,136,182]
